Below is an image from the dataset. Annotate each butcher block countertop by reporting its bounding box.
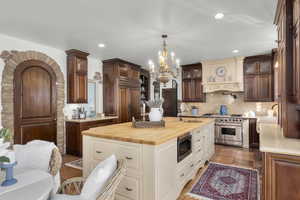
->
[82,117,215,145]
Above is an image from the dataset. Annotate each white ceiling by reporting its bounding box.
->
[0,0,277,66]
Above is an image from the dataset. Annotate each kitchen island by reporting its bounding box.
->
[82,117,215,200]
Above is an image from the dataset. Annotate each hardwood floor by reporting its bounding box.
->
[61,145,261,199]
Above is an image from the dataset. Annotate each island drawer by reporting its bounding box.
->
[116,176,140,200]
[92,141,117,160]
[177,160,194,187]
[92,140,141,171]
[116,145,140,170]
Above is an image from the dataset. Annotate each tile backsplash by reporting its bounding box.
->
[180,93,276,116]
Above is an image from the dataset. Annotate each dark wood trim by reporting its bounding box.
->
[181,62,202,68]
[102,58,141,68]
[65,49,89,58]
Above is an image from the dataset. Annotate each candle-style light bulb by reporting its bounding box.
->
[176,59,180,68]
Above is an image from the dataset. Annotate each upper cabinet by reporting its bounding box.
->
[181,63,205,102]
[66,49,89,104]
[244,55,274,102]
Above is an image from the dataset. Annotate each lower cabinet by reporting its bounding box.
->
[263,152,300,200]
[66,118,116,156]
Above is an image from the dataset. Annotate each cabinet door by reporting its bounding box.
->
[75,74,88,103]
[244,62,259,74]
[293,0,300,103]
[264,153,300,200]
[244,75,257,101]
[119,88,130,123]
[194,79,205,102]
[257,74,273,101]
[130,88,141,120]
[66,50,89,104]
[182,79,192,102]
[259,59,272,74]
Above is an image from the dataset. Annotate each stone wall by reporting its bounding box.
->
[0,50,65,152]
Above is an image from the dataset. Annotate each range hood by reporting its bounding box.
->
[202,57,244,93]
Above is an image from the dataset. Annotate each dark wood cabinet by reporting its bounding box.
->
[263,152,300,200]
[103,58,142,123]
[66,49,89,103]
[66,118,116,156]
[244,55,274,102]
[293,0,300,103]
[181,63,205,102]
[275,0,300,138]
[248,118,259,148]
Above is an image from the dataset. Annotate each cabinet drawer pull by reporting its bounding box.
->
[198,149,201,152]
[125,156,133,160]
[197,139,201,142]
[96,151,102,154]
[190,164,194,168]
[125,187,133,192]
[180,173,185,177]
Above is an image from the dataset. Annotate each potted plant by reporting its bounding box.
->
[0,128,11,145]
[146,99,164,121]
[0,128,11,164]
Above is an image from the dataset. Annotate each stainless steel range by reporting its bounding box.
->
[202,113,244,147]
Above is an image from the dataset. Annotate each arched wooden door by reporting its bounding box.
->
[14,60,57,144]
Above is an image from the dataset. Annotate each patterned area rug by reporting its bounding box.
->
[187,163,259,200]
[65,159,83,170]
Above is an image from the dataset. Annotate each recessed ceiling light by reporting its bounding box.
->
[98,43,105,48]
[232,49,239,53]
[214,13,224,20]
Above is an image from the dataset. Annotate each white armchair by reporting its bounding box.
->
[14,140,62,194]
[52,155,126,200]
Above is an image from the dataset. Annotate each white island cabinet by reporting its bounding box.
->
[82,118,215,200]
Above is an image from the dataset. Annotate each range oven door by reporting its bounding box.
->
[215,124,243,147]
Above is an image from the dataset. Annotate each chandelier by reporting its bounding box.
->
[148,34,180,86]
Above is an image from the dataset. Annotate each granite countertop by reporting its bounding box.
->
[82,117,215,145]
[65,116,118,123]
[259,123,300,156]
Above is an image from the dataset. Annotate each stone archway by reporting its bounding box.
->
[0,50,65,152]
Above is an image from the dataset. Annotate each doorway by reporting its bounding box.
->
[162,88,178,117]
[14,60,57,144]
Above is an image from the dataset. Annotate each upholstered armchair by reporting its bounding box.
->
[53,159,126,200]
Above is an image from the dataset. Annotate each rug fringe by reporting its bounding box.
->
[209,162,259,172]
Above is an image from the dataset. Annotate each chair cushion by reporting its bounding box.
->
[80,155,117,200]
[51,194,82,200]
